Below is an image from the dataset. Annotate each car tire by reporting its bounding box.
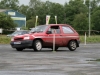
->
[33,40,42,51]
[68,41,77,51]
[16,48,23,51]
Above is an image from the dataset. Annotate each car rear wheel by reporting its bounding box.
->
[16,48,23,51]
[68,41,77,51]
[33,40,42,51]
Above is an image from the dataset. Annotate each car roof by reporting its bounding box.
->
[48,24,69,26]
[37,24,71,27]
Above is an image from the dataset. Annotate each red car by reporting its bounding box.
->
[10,24,80,51]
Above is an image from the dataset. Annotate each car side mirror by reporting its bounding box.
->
[46,31,52,34]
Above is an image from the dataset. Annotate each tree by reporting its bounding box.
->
[29,0,43,16]
[92,9,100,31]
[49,3,65,24]
[0,13,16,29]
[26,17,36,28]
[0,0,19,10]
[18,5,30,20]
[29,0,65,24]
[85,0,100,11]
[64,0,88,25]
[73,13,88,34]
[35,1,53,24]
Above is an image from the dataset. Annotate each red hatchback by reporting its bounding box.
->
[10,24,80,51]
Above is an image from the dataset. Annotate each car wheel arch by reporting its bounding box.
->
[32,38,43,51]
[32,38,43,45]
[67,40,79,47]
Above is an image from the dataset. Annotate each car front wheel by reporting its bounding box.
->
[68,41,77,51]
[33,40,42,51]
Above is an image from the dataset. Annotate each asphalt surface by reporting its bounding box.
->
[0,44,100,75]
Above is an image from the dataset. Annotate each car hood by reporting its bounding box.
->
[14,34,29,38]
[14,33,45,38]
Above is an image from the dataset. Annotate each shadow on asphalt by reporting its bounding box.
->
[12,49,74,52]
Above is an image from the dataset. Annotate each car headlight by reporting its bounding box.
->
[11,38,14,41]
[23,36,30,40]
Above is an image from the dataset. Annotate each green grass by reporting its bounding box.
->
[0,35,11,44]
[80,35,100,43]
[0,35,100,44]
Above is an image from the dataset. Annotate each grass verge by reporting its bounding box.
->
[80,35,100,43]
[0,35,11,44]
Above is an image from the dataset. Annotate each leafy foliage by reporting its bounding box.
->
[92,9,100,31]
[64,0,88,25]
[0,0,100,34]
[26,17,36,28]
[0,0,19,10]
[73,13,88,30]
[0,13,16,29]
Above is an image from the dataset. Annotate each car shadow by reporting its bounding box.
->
[21,49,74,52]
[11,48,78,52]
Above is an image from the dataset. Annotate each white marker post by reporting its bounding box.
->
[53,29,56,52]
[35,16,38,27]
[0,28,3,34]
[85,32,87,45]
[46,15,50,25]
[55,16,57,24]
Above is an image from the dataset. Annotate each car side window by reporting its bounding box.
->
[48,26,61,34]
[62,26,74,33]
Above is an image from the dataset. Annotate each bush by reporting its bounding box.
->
[0,35,11,44]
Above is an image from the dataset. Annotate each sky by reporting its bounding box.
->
[19,0,69,5]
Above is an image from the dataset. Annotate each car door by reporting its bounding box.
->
[45,26,63,46]
[61,26,75,46]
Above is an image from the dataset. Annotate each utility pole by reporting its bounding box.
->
[89,0,91,37]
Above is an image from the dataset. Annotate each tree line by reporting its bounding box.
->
[0,0,100,34]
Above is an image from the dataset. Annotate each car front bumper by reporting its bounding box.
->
[10,40,33,48]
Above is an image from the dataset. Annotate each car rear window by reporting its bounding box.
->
[62,26,74,33]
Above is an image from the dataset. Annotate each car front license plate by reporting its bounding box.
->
[14,41,21,44]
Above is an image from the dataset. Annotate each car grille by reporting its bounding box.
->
[14,38,23,41]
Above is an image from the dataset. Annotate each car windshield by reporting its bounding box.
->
[30,25,48,33]
[12,31,22,35]
[12,30,28,35]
